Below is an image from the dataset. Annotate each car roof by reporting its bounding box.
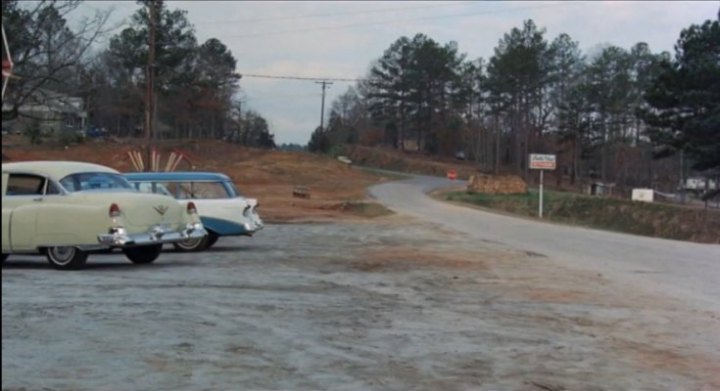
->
[2,161,118,179]
[123,171,232,182]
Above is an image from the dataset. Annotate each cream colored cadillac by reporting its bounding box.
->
[1,161,207,270]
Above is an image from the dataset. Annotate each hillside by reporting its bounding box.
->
[1,138,394,222]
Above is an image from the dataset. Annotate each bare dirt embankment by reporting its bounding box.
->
[2,138,394,222]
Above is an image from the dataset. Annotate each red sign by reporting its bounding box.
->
[1,59,12,78]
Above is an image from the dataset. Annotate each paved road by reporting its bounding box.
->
[369,176,720,311]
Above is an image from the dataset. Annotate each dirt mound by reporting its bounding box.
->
[467,174,528,194]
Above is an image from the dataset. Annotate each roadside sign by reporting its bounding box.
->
[529,153,556,219]
[529,154,556,170]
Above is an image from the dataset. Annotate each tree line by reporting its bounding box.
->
[312,14,719,193]
[1,0,276,149]
[2,1,717,192]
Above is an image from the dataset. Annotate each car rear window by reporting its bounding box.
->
[60,172,135,192]
[133,181,173,196]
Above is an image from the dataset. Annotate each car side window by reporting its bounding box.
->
[191,182,231,199]
[134,182,153,194]
[154,182,173,197]
[6,174,46,196]
[176,182,193,199]
[132,182,173,197]
[45,180,62,195]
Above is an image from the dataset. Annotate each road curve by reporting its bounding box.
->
[369,175,720,311]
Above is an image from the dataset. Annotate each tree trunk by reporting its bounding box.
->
[399,98,406,151]
[571,137,578,185]
[601,113,608,183]
[494,112,500,175]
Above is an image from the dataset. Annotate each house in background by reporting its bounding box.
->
[683,177,718,193]
[2,88,87,136]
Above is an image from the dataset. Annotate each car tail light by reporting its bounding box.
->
[187,201,197,214]
[109,203,121,218]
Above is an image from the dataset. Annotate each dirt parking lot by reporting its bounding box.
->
[2,216,719,391]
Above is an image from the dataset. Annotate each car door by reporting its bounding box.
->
[4,173,49,251]
[33,179,77,246]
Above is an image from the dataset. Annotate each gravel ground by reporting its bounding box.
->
[3,217,719,391]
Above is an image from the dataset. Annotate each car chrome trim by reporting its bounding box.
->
[97,223,207,248]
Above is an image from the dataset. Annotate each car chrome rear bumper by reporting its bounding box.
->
[97,223,207,247]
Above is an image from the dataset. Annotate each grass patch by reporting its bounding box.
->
[444,189,720,244]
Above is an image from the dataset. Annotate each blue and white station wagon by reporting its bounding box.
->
[124,171,263,251]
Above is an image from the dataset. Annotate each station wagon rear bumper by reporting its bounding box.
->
[97,223,207,247]
[196,215,263,237]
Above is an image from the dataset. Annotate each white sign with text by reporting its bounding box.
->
[529,154,556,170]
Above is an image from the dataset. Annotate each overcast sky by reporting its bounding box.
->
[82,1,718,145]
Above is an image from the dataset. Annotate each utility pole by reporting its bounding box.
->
[144,1,157,171]
[315,80,333,130]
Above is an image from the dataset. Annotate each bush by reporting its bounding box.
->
[57,131,85,146]
[328,144,348,158]
[23,120,43,144]
[308,126,331,153]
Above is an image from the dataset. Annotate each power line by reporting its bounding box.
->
[221,2,582,39]
[241,73,365,83]
[194,2,471,25]
[247,92,321,99]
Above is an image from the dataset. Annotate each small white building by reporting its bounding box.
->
[632,188,655,202]
[683,177,718,191]
[2,88,87,135]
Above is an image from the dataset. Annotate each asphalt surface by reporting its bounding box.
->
[369,175,720,312]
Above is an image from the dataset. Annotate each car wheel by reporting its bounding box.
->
[123,244,163,264]
[173,235,209,252]
[205,233,220,249]
[46,246,88,270]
